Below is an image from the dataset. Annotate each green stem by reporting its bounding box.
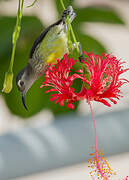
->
[9,43,16,72]
[60,0,65,9]
[67,18,80,53]
[9,0,24,72]
[2,0,24,93]
[59,0,80,54]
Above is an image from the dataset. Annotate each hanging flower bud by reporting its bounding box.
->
[2,71,13,93]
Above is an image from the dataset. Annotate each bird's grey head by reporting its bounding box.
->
[16,64,35,110]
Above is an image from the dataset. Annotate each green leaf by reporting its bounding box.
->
[77,33,107,54]
[76,7,124,24]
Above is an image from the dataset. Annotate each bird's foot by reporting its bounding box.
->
[72,42,85,62]
[78,42,85,62]
[62,6,76,24]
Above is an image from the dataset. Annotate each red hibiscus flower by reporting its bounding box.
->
[41,52,129,108]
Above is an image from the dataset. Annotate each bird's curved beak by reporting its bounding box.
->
[22,92,28,111]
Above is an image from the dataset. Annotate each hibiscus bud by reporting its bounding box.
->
[2,71,13,93]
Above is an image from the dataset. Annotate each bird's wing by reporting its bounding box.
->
[29,20,62,60]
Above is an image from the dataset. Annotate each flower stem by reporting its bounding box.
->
[2,0,24,93]
[89,102,108,180]
[60,0,65,9]
[59,0,80,54]
[10,0,24,71]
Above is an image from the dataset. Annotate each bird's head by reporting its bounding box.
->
[16,64,35,110]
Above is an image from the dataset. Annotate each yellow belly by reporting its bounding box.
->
[45,51,63,64]
[45,35,68,64]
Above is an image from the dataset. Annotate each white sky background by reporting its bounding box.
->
[0,0,129,179]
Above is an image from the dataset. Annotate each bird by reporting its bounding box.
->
[16,6,82,110]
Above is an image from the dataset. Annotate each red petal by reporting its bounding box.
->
[55,99,60,104]
[109,98,117,104]
[45,89,57,93]
[60,100,64,106]
[67,103,74,109]
[96,99,111,107]
[49,96,58,101]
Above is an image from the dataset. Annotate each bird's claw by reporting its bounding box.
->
[62,6,76,23]
[78,42,85,63]
[79,54,85,62]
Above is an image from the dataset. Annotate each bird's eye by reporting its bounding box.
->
[17,80,25,92]
[20,81,24,87]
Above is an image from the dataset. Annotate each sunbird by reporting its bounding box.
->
[16,6,83,110]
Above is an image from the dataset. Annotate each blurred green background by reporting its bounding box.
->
[0,0,125,118]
